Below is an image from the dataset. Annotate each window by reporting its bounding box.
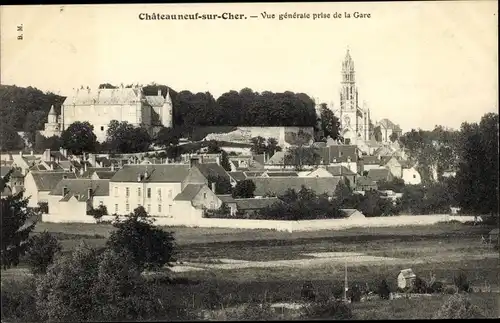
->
[413,174,416,179]
[114,187,118,197]
[158,204,162,213]
[168,205,172,214]
[138,187,141,197]
[147,204,151,213]
[147,188,151,198]
[115,204,118,213]
[168,189,172,198]
[203,193,207,199]
[125,187,130,197]
[157,188,162,200]
[100,126,104,131]
[125,204,130,212]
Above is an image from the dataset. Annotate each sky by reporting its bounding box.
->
[1,1,498,132]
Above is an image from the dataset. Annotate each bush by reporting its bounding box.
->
[414,276,428,294]
[302,299,353,320]
[349,284,362,303]
[433,294,484,319]
[444,285,458,294]
[301,281,316,302]
[25,231,62,275]
[377,279,391,300]
[453,271,471,293]
[238,301,275,321]
[1,278,40,322]
[429,281,444,294]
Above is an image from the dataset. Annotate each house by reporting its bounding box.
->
[402,164,422,185]
[90,170,118,180]
[397,269,417,290]
[41,148,69,163]
[46,179,111,222]
[380,156,403,178]
[228,171,247,183]
[109,164,191,217]
[359,155,383,173]
[193,163,234,186]
[173,183,222,219]
[262,170,299,177]
[303,166,357,189]
[356,176,378,192]
[367,168,393,183]
[377,119,402,142]
[341,209,365,219]
[23,171,78,208]
[489,228,499,246]
[251,177,342,197]
[318,145,359,173]
[217,195,283,216]
[264,151,289,169]
[0,167,24,189]
[228,155,265,171]
[11,151,40,175]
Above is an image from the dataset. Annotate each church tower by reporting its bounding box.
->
[161,88,173,128]
[339,49,360,145]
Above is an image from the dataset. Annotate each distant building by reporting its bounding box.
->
[397,269,416,290]
[377,118,402,143]
[41,86,173,142]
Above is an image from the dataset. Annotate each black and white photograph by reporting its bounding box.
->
[0,1,498,321]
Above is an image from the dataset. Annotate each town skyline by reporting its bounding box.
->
[1,2,497,132]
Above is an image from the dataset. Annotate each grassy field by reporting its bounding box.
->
[4,221,498,319]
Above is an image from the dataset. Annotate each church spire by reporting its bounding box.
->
[48,105,56,116]
[341,48,355,83]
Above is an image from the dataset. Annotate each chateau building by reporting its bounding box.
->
[41,86,173,142]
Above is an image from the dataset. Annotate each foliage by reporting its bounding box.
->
[1,277,40,322]
[204,202,232,218]
[1,170,37,269]
[413,276,428,294]
[455,113,499,215]
[399,181,457,215]
[389,132,399,142]
[232,179,256,198]
[358,190,400,217]
[154,126,180,148]
[374,126,382,142]
[319,103,342,141]
[284,146,321,170]
[453,271,471,293]
[377,279,391,300]
[250,136,282,158]
[61,121,98,154]
[301,280,316,301]
[106,206,176,271]
[433,294,485,319]
[349,284,362,302]
[0,121,25,151]
[207,174,232,195]
[205,140,232,171]
[33,133,63,153]
[105,120,153,153]
[25,231,62,275]
[238,301,276,321]
[88,204,108,220]
[377,177,406,193]
[302,299,353,320]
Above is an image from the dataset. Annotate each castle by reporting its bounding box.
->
[41,86,173,142]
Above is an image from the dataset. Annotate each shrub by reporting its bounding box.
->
[377,279,391,300]
[25,231,62,275]
[453,271,471,292]
[414,276,428,294]
[349,284,362,303]
[106,206,176,271]
[302,299,353,320]
[301,280,316,302]
[238,301,276,321]
[429,281,444,294]
[444,285,458,294]
[433,294,485,319]
[1,278,40,322]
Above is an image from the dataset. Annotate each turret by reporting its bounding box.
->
[48,105,57,124]
[161,88,173,128]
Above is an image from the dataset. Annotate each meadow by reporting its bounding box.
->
[3,220,499,320]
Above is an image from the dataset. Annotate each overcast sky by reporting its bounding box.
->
[1,1,497,132]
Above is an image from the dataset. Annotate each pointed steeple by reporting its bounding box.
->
[165,88,172,104]
[342,48,355,72]
[48,105,56,115]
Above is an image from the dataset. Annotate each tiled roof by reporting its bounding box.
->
[110,164,190,183]
[93,170,117,179]
[266,151,286,165]
[50,179,110,197]
[195,163,230,181]
[0,167,23,178]
[217,194,236,204]
[44,161,64,171]
[145,95,165,107]
[318,145,358,164]
[30,164,47,171]
[50,151,68,161]
[341,208,361,217]
[64,87,141,105]
[58,160,73,170]
[265,171,299,177]
[378,118,400,130]
[253,154,265,165]
[228,171,246,181]
[252,177,341,197]
[360,156,380,165]
[244,171,266,177]
[31,171,77,191]
[173,184,204,201]
[325,165,356,176]
[356,176,377,187]
[367,168,391,182]
[234,197,283,210]
[81,167,112,178]
[96,157,112,167]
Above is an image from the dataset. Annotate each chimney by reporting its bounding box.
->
[87,188,93,199]
[79,168,84,176]
[215,155,221,166]
[62,186,68,196]
[189,157,199,168]
[211,182,216,193]
[30,150,34,156]
[19,151,23,157]
[158,89,161,96]
[89,153,96,167]
[144,170,149,179]
[59,147,64,157]
[137,173,142,182]
[49,163,54,170]
[111,164,115,171]
[84,163,87,172]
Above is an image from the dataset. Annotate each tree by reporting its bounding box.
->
[25,231,62,275]
[88,204,108,221]
[374,126,382,142]
[319,104,341,141]
[284,146,321,171]
[232,179,256,198]
[434,294,484,319]
[34,134,62,153]
[377,178,406,193]
[377,279,391,300]
[61,121,97,154]
[205,141,232,171]
[389,132,399,142]
[0,121,25,151]
[105,120,152,153]
[207,174,232,194]
[250,137,282,158]
[154,126,180,148]
[106,206,176,271]
[1,170,37,269]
